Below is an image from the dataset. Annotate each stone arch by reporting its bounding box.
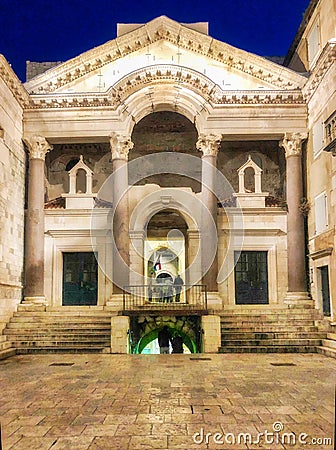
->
[131,315,201,354]
[130,189,198,233]
[111,65,215,135]
[129,189,202,286]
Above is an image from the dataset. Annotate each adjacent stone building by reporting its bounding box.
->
[0,1,335,356]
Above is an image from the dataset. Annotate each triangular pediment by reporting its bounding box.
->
[25,15,306,97]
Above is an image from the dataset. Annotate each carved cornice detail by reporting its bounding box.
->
[25,17,305,95]
[279,132,308,158]
[303,40,336,101]
[0,55,30,108]
[24,135,53,160]
[196,133,222,157]
[109,132,134,160]
[27,65,306,110]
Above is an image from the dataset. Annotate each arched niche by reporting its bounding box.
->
[233,155,269,208]
[62,155,96,209]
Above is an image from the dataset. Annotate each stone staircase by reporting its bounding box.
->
[219,307,328,353]
[0,335,16,360]
[317,323,336,358]
[3,307,113,354]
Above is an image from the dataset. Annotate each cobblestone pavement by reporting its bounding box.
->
[0,353,334,449]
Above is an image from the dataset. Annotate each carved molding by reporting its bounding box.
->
[279,132,308,158]
[28,79,305,110]
[0,55,31,108]
[196,133,222,157]
[25,17,305,95]
[109,132,134,160]
[24,135,53,160]
[303,40,336,102]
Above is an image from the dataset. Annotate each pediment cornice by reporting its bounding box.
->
[27,64,305,110]
[0,55,30,107]
[24,16,306,94]
[303,39,336,101]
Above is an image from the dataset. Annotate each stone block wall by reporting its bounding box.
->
[0,76,25,330]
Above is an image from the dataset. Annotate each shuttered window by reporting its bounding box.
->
[313,121,324,157]
[315,192,328,234]
[307,22,320,67]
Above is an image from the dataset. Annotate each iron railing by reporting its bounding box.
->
[123,284,207,312]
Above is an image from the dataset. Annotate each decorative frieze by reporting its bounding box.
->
[27,64,305,110]
[303,40,336,102]
[24,135,53,160]
[109,132,134,160]
[0,55,31,107]
[196,133,222,157]
[279,132,307,158]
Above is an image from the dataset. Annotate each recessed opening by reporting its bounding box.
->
[270,363,296,367]
[49,362,74,366]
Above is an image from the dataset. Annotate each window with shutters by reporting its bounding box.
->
[313,121,324,158]
[314,192,328,235]
[307,21,320,68]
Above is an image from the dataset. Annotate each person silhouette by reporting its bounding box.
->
[158,326,171,354]
[173,274,184,302]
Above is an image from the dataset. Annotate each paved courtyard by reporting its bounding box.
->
[0,353,334,449]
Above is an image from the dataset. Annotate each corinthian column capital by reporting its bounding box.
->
[109,132,134,160]
[279,132,308,158]
[196,133,222,157]
[24,135,52,160]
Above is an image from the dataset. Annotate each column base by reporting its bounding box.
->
[284,292,314,309]
[22,296,48,306]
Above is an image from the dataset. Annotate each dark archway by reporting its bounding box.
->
[135,326,197,354]
[129,111,201,192]
[130,315,202,354]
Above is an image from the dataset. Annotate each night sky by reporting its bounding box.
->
[0,0,310,82]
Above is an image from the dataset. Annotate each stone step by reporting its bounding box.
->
[221,318,316,325]
[0,341,13,351]
[8,335,110,342]
[13,340,110,347]
[219,345,318,353]
[322,339,336,349]
[219,310,320,317]
[220,331,324,340]
[13,308,110,317]
[0,347,16,360]
[5,329,110,336]
[16,346,110,354]
[221,338,322,347]
[6,322,111,329]
[11,316,111,323]
[327,332,336,340]
[317,346,336,359]
[221,325,318,332]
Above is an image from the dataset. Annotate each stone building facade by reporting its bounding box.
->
[0,1,335,355]
[284,0,336,328]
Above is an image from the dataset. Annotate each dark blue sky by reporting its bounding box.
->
[0,0,310,82]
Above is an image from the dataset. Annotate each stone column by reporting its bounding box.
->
[23,135,52,305]
[196,134,222,292]
[110,133,134,293]
[280,132,311,306]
